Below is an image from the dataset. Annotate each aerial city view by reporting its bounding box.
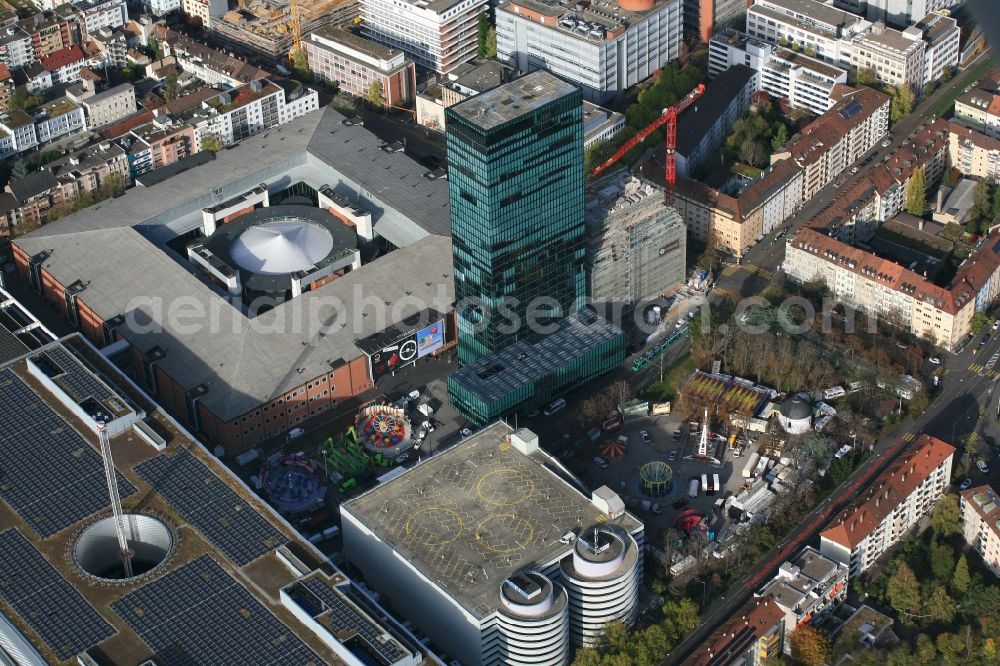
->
[0,0,1000,663]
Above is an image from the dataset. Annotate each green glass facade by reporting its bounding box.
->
[446,74,587,366]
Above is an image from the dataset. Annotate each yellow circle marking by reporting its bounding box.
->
[475,513,536,555]
[475,468,535,506]
[404,507,464,548]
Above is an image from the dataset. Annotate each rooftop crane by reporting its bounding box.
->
[290,0,303,54]
[590,83,706,203]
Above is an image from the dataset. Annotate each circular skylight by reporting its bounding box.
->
[230,218,334,275]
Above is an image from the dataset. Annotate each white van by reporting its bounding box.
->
[287,427,306,441]
[822,386,846,400]
[543,398,567,416]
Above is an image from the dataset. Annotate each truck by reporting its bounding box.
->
[742,452,761,478]
[701,473,709,495]
[688,478,700,497]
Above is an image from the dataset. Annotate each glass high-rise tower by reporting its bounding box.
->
[446,70,586,366]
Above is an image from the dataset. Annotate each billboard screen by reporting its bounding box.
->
[368,335,418,383]
[416,320,445,358]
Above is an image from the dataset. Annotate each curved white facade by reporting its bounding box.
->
[486,572,569,666]
[560,526,640,647]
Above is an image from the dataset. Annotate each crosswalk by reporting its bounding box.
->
[967,362,1000,378]
[902,432,918,442]
[714,287,740,300]
[720,263,774,280]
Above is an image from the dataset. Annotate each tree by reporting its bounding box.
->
[887,562,922,620]
[200,136,222,153]
[975,180,994,221]
[10,159,28,180]
[584,140,616,176]
[889,85,915,123]
[147,36,165,61]
[930,541,955,584]
[739,139,767,167]
[931,495,962,538]
[485,26,497,58]
[367,80,385,109]
[771,123,789,152]
[661,597,699,645]
[906,166,926,216]
[477,11,490,59]
[927,585,957,623]
[790,625,831,666]
[8,90,44,111]
[972,311,991,334]
[952,554,971,595]
[164,72,179,102]
[805,46,815,57]
[857,68,879,86]
[290,47,312,81]
[992,185,1000,222]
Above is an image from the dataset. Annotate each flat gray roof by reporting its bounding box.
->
[449,70,578,131]
[448,311,622,403]
[14,107,455,422]
[758,0,859,30]
[342,421,642,620]
[309,26,402,62]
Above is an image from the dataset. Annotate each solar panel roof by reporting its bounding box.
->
[0,367,136,537]
[134,447,286,565]
[112,555,322,666]
[0,529,116,660]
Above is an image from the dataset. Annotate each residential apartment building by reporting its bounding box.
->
[684,0,748,44]
[89,26,127,67]
[778,84,889,200]
[1,140,127,229]
[821,435,954,576]
[0,99,87,158]
[40,44,85,85]
[303,27,415,108]
[153,26,267,87]
[497,0,683,103]
[756,547,848,653]
[71,82,137,128]
[745,0,959,90]
[360,0,485,74]
[142,0,181,15]
[0,26,35,69]
[180,0,227,28]
[55,0,128,34]
[950,121,1000,184]
[709,28,849,115]
[954,70,1000,140]
[960,485,1000,577]
[676,64,757,178]
[183,79,318,150]
[688,596,785,666]
[0,64,11,114]
[23,11,77,60]
[124,117,196,178]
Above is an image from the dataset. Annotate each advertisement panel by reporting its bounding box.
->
[416,320,445,358]
[368,334,418,383]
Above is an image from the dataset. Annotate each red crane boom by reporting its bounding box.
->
[590,83,706,202]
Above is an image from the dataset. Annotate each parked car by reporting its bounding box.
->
[977,459,990,474]
[671,429,682,442]
[593,456,609,469]
[460,427,474,438]
[960,478,973,490]
[640,431,651,445]
[396,453,409,464]
[928,356,941,365]
[881,138,891,147]
[668,450,678,461]
[993,319,1000,331]
[672,498,689,509]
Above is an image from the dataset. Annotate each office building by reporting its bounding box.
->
[446,71,587,365]
[341,423,645,665]
[860,0,961,27]
[688,596,785,666]
[684,0,749,44]
[304,27,415,108]
[914,10,960,85]
[11,108,459,455]
[360,0,486,74]
[0,334,426,666]
[709,29,849,115]
[850,22,926,91]
[756,546,848,652]
[69,81,136,128]
[821,434,954,576]
[496,0,683,103]
[960,485,1000,577]
[675,64,757,178]
[586,173,686,308]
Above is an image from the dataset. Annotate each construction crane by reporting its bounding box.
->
[289,0,302,54]
[590,83,706,203]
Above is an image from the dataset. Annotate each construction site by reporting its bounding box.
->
[585,171,687,309]
[210,0,359,60]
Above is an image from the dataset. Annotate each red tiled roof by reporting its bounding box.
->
[821,435,955,550]
[950,120,1000,151]
[41,44,84,72]
[0,63,10,81]
[98,110,155,139]
[687,596,784,666]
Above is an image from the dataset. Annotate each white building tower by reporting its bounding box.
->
[490,571,569,666]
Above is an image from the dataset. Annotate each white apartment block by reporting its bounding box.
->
[961,486,1000,578]
[59,0,128,34]
[950,121,1000,184]
[181,0,227,27]
[746,0,959,90]
[0,100,87,158]
[756,546,848,653]
[187,79,319,150]
[497,0,683,103]
[78,83,137,128]
[143,0,181,15]
[0,28,34,70]
[709,28,849,115]
[821,435,954,577]
[360,0,485,74]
